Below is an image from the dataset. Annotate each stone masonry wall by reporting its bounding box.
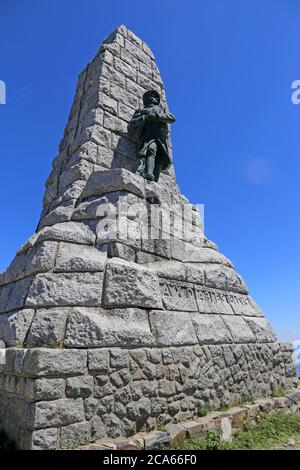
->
[0,343,296,449]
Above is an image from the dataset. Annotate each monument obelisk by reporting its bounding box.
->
[0,26,296,449]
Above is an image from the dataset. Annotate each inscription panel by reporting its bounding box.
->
[160,280,197,312]
[159,280,262,317]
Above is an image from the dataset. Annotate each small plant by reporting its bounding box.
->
[219,402,229,411]
[272,386,287,398]
[204,430,221,450]
[236,394,254,406]
[158,424,167,432]
[197,404,209,417]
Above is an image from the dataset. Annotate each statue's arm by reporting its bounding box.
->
[128,110,145,128]
[155,108,176,124]
[163,111,176,124]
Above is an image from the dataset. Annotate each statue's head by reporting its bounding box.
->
[143,89,160,106]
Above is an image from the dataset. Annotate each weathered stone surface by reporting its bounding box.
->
[66,376,94,398]
[205,266,248,294]
[64,307,154,348]
[33,398,85,429]
[191,314,233,344]
[38,204,75,229]
[144,431,171,450]
[245,317,276,343]
[230,295,264,317]
[81,168,145,200]
[0,277,33,313]
[23,349,87,377]
[54,243,106,272]
[26,272,104,307]
[32,378,66,400]
[107,242,136,261]
[149,311,198,346]
[181,420,206,436]
[159,279,198,312]
[165,423,187,444]
[59,160,94,191]
[194,287,234,315]
[26,309,68,346]
[220,417,232,442]
[60,422,91,449]
[36,222,96,246]
[222,316,256,343]
[182,246,233,267]
[0,309,34,346]
[31,428,58,450]
[103,258,162,309]
[88,349,110,373]
[1,241,56,284]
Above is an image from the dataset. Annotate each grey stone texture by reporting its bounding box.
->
[0,25,296,450]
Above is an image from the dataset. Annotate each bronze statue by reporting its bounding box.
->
[128,90,176,182]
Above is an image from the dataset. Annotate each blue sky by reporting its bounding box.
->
[0,0,299,341]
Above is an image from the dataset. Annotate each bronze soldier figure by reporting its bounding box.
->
[128,90,176,182]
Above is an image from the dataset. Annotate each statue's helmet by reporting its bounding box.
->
[143,89,160,106]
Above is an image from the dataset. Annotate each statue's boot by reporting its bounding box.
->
[154,159,163,182]
[144,156,155,181]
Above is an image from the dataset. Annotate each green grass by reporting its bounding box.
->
[271,387,287,398]
[197,404,209,417]
[170,411,300,450]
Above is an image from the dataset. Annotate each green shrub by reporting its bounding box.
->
[197,404,209,417]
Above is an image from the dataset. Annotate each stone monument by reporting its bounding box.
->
[0,25,296,450]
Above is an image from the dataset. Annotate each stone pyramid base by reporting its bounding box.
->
[0,170,297,449]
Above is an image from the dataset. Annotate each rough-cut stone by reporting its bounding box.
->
[26,272,104,307]
[222,316,257,343]
[23,349,87,377]
[60,422,91,449]
[191,314,233,344]
[1,241,57,284]
[33,398,85,429]
[165,423,187,444]
[159,279,198,312]
[32,378,66,400]
[26,309,68,346]
[36,222,96,246]
[31,428,58,450]
[88,349,110,373]
[64,308,154,348]
[0,309,34,346]
[66,376,94,398]
[54,243,106,272]
[103,258,162,309]
[205,266,248,294]
[1,277,33,313]
[245,317,276,343]
[149,311,198,346]
[220,417,232,442]
[144,431,171,450]
[81,168,145,200]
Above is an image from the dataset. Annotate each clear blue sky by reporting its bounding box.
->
[0,0,299,341]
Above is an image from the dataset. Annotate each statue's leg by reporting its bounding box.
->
[154,158,163,182]
[144,142,157,181]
